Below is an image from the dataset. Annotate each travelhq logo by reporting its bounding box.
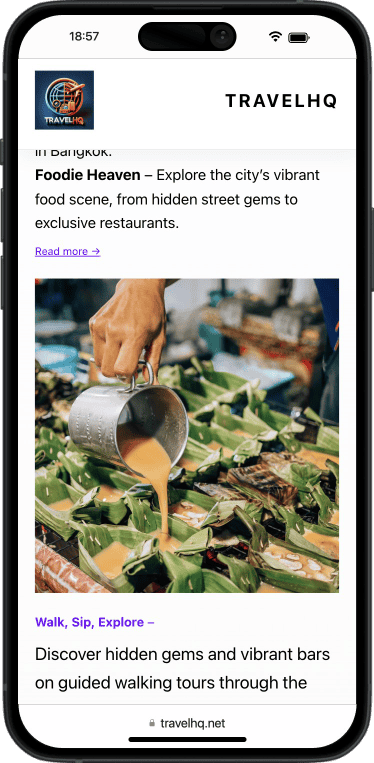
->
[35,71,94,129]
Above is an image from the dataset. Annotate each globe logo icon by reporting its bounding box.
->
[45,78,85,116]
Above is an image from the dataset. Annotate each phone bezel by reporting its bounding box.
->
[2,1,371,761]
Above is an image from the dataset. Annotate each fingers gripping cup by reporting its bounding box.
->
[68,360,189,477]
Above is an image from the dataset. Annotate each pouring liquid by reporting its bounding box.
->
[118,423,172,540]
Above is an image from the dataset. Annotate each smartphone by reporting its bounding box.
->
[2,1,371,761]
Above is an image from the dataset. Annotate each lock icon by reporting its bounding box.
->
[149,719,155,727]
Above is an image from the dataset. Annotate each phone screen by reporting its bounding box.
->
[4,3,369,760]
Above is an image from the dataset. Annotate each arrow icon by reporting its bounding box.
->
[92,248,100,255]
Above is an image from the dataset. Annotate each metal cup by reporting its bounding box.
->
[68,360,188,477]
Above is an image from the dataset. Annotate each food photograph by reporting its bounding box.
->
[35,278,339,594]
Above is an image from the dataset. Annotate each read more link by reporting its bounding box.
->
[35,71,94,129]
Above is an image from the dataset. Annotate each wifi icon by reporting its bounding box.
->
[269,31,282,42]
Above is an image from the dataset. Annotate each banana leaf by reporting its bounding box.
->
[199,377,244,404]
[190,400,220,421]
[217,553,260,592]
[162,487,222,529]
[176,388,215,414]
[304,407,339,431]
[159,364,214,398]
[225,483,303,537]
[202,380,253,407]
[35,468,101,540]
[163,552,242,592]
[58,450,137,523]
[159,366,251,421]
[59,449,137,491]
[163,552,205,593]
[276,432,303,454]
[234,508,269,552]
[196,481,279,541]
[326,459,339,510]
[242,407,282,441]
[214,404,277,442]
[201,569,243,593]
[265,458,338,516]
[164,483,263,531]
[159,365,218,408]
[234,478,336,543]
[316,427,339,453]
[303,407,324,424]
[265,460,322,492]
[177,527,213,555]
[287,526,339,561]
[187,418,212,444]
[327,459,339,484]
[267,503,305,537]
[198,375,266,418]
[160,363,248,407]
[189,419,261,468]
[248,400,305,436]
[260,533,339,574]
[36,369,60,391]
[35,410,68,436]
[189,418,241,448]
[126,497,159,534]
[320,512,340,530]
[303,407,339,455]
[280,435,339,458]
[70,521,161,593]
[35,449,46,465]
[236,514,339,591]
[244,390,305,438]
[311,483,339,526]
[35,459,65,479]
[190,357,248,391]
[128,503,213,557]
[259,543,338,576]
[242,378,268,409]
[257,568,337,593]
[210,527,241,548]
[201,499,262,529]
[128,504,197,544]
[35,427,66,464]
[176,438,221,485]
[239,497,338,562]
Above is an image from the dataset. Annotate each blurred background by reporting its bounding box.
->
[35,278,329,412]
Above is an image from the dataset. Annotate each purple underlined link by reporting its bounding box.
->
[35,254,101,257]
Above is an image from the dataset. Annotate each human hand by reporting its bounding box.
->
[89,279,167,381]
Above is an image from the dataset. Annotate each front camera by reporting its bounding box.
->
[210,24,236,51]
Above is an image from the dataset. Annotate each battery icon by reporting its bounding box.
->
[288,33,310,43]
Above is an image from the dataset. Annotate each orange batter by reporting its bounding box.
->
[118,423,171,537]
[93,541,133,579]
[96,484,124,503]
[49,498,74,512]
